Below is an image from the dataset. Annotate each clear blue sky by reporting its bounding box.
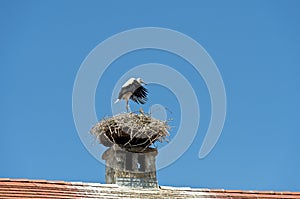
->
[1,0,299,192]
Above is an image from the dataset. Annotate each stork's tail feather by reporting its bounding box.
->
[114,99,120,104]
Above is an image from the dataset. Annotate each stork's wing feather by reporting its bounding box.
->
[130,85,148,104]
[118,80,142,99]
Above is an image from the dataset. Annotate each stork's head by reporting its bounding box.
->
[136,78,147,85]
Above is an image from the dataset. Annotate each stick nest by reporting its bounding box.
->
[90,113,170,151]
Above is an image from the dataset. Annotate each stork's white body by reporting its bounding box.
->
[122,78,136,88]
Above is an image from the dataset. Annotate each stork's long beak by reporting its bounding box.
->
[141,80,147,85]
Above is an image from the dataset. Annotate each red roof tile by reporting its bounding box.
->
[0,178,299,199]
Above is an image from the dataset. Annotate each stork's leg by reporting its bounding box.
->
[128,104,131,112]
[126,100,129,112]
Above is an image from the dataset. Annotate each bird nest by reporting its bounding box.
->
[90,113,170,152]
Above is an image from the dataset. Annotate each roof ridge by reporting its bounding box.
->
[1,178,300,199]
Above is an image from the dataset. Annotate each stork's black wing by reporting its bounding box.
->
[130,85,148,104]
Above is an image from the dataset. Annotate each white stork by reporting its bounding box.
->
[114,77,148,112]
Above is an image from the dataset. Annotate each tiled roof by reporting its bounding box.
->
[0,178,299,199]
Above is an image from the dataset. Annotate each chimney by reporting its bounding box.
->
[102,145,158,188]
[90,112,170,188]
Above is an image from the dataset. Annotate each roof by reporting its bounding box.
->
[0,178,299,199]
